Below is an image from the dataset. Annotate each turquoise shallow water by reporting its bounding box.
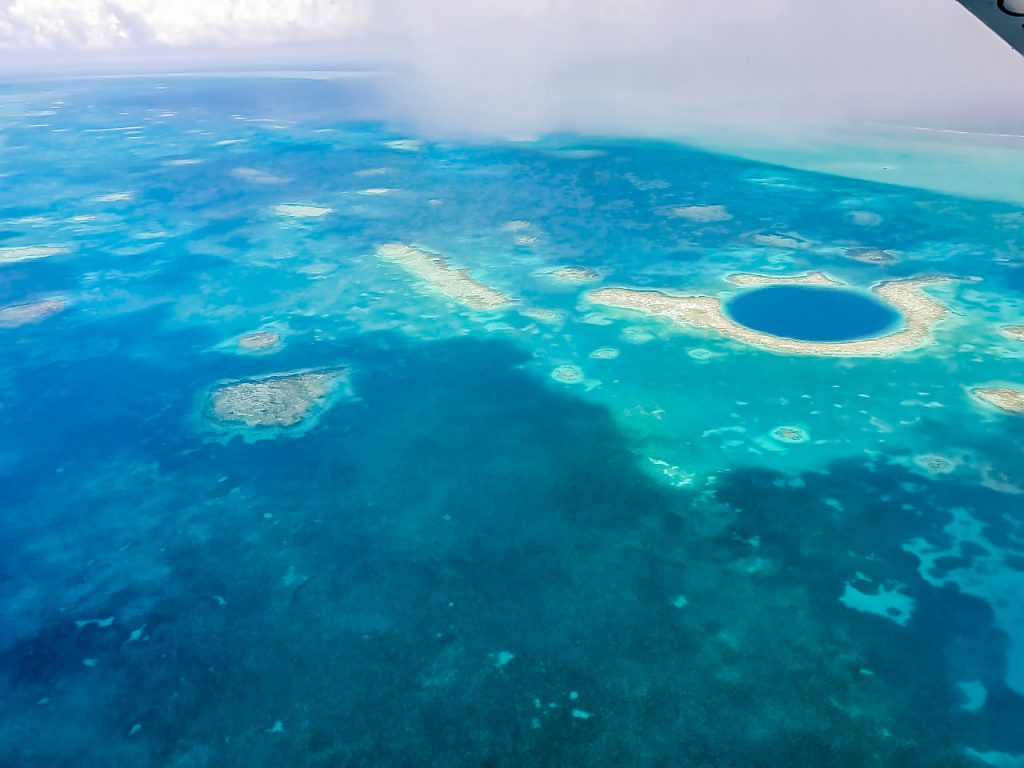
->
[1,75,1024,767]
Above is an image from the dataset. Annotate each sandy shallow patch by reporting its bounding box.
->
[0,245,69,264]
[0,297,67,328]
[971,386,1024,415]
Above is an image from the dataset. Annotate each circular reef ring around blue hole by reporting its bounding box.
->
[724,285,902,343]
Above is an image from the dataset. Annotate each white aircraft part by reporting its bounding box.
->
[957,0,1024,54]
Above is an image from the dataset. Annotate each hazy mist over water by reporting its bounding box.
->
[3,0,1024,137]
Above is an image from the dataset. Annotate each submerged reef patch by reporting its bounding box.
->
[376,243,510,311]
[586,272,952,357]
[770,426,810,444]
[912,454,958,475]
[550,365,585,384]
[0,297,67,328]
[839,577,915,626]
[846,248,900,265]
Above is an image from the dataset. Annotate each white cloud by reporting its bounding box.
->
[0,0,369,48]
[371,0,1024,133]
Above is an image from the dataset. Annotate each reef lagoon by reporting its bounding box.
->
[1,74,1024,767]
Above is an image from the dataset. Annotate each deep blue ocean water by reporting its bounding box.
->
[0,75,1023,767]
[725,285,901,341]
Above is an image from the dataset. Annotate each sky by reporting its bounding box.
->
[2,0,1024,135]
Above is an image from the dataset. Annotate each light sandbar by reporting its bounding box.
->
[210,369,347,428]
[502,220,532,232]
[545,266,602,284]
[238,331,283,353]
[669,205,732,223]
[971,387,1024,415]
[231,167,287,185]
[1,245,68,265]
[95,192,133,203]
[0,297,67,328]
[726,272,839,288]
[751,233,809,249]
[847,248,899,265]
[519,307,562,325]
[1000,326,1024,342]
[377,244,510,311]
[586,273,953,357]
[273,204,332,218]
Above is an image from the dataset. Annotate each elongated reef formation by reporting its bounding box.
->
[377,243,510,311]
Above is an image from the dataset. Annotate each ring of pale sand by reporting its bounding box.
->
[376,244,510,312]
[587,272,953,357]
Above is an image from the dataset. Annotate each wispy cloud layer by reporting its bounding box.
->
[2,0,1023,134]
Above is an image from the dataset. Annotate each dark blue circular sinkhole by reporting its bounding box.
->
[725,285,901,342]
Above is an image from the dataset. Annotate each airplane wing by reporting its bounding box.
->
[956,0,1024,55]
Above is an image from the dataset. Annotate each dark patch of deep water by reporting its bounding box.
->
[725,285,901,342]
[0,319,1019,767]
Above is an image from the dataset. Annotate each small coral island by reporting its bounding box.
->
[208,369,350,437]
[971,387,1024,416]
